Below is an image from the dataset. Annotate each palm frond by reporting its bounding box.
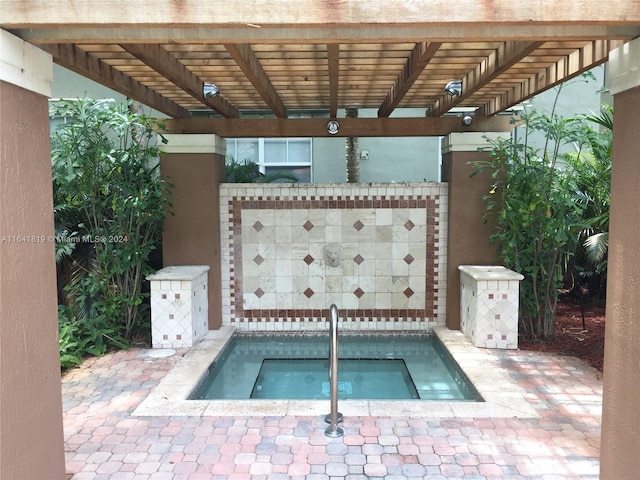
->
[584,105,613,131]
[583,232,609,265]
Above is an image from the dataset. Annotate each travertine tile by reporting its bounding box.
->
[220,183,447,332]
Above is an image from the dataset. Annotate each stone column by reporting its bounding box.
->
[159,134,226,329]
[0,30,66,479]
[600,37,640,479]
[440,132,507,329]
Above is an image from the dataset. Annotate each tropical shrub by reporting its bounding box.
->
[475,109,588,339]
[51,98,172,366]
[58,305,126,369]
[564,106,612,296]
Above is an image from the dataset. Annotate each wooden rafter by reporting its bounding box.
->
[378,42,442,117]
[41,43,191,119]
[224,43,287,118]
[482,40,624,115]
[121,44,239,118]
[327,44,340,118]
[430,41,544,117]
[161,116,514,137]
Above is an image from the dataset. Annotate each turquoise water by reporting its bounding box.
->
[191,334,480,401]
[251,358,419,399]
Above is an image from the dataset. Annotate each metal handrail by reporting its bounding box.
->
[324,304,344,437]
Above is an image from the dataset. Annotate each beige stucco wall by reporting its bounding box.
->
[0,78,66,478]
[441,133,503,330]
[160,135,226,330]
[600,38,640,479]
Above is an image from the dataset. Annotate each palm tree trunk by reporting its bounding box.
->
[345,107,359,182]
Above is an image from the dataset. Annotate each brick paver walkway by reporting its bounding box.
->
[63,346,603,479]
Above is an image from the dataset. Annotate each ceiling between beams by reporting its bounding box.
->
[39,40,628,121]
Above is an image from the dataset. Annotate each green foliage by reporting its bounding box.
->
[51,97,172,366]
[474,109,588,339]
[58,305,127,369]
[565,105,612,288]
[225,156,299,183]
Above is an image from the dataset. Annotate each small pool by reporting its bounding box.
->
[191,334,481,401]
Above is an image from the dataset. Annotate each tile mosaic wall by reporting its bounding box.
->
[220,184,448,332]
[459,265,522,349]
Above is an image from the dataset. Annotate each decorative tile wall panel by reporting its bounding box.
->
[220,184,447,332]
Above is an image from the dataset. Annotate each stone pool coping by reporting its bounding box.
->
[132,326,538,419]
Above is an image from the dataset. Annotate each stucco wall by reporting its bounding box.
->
[0,80,66,479]
[529,65,606,115]
[160,150,225,330]
[312,108,441,183]
[52,64,126,102]
[441,135,501,330]
[600,84,640,477]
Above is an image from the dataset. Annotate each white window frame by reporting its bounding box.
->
[227,137,313,181]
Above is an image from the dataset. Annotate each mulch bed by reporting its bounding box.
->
[518,297,606,372]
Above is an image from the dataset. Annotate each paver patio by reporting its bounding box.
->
[63,343,602,480]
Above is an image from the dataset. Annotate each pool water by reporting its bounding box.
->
[251,358,419,399]
[191,334,480,401]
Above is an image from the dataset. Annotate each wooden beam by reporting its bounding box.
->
[41,43,191,119]
[327,44,340,118]
[4,0,640,27]
[160,116,514,137]
[430,41,544,117]
[122,43,239,118]
[378,42,442,117]
[483,40,623,115]
[224,43,287,118]
[13,25,639,44]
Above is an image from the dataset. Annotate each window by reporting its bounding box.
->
[227,137,312,182]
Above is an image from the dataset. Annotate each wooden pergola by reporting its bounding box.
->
[2,0,639,136]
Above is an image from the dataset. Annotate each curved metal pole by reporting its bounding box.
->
[325,304,344,438]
